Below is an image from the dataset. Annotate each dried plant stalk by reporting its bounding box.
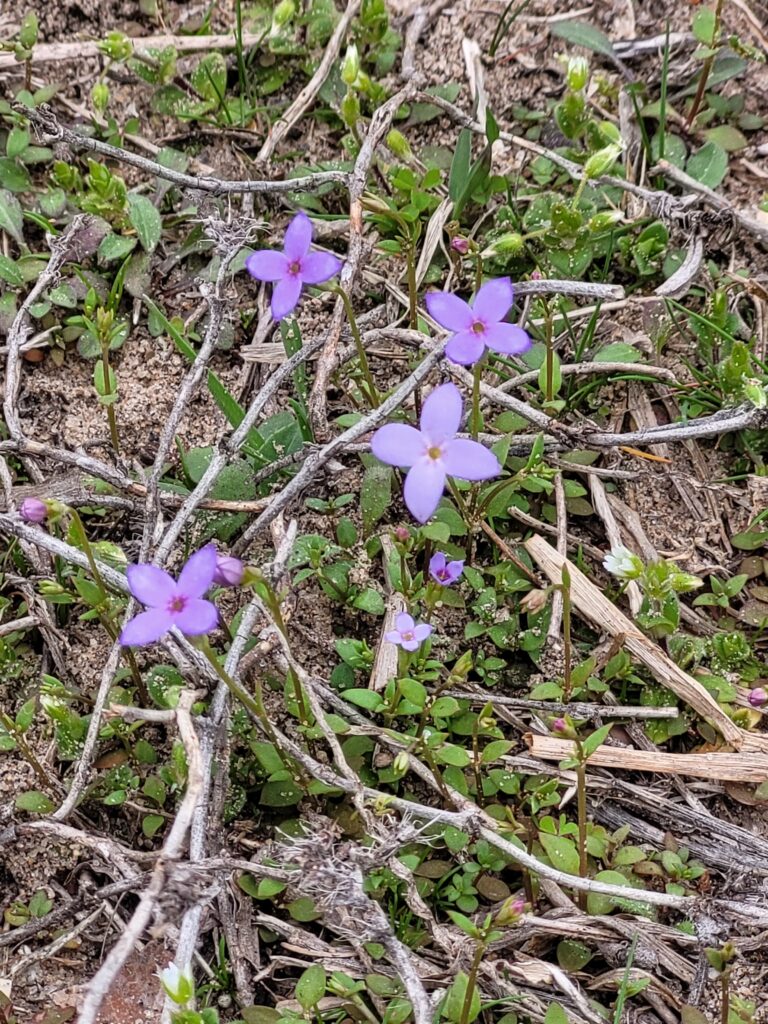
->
[524,535,768,753]
[527,734,768,783]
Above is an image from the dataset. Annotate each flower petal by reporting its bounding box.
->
[245,249,288,282]
[120,609,174,647]
[177,543,218,599]
[371,423,424,467]
[447,559,465,580]
[300,251,343,285]
[403,460,446,523]
[400,637,420,652]
[395,612,415,632]
[429,552,447,574]
[442,439,501,481]
[471,277,514,323]
[484,322,531,356]
[445,331,486,366]
[271,274,303,320]
[425,290,474,332]
[412,623,433,641]
[174,598,219,636]
[420,382,463,442]
[385,629,404,645]
[283,211,312,261]
[126,564,176,607]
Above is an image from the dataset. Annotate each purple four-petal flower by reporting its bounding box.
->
[385,612,432,652]
[371,382,501,523]
[120,543,219,647]
[425,277,531,366]
[245,211,342,321]
[429,552,464,586]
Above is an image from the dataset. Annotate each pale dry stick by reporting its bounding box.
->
[444,360,556,432]
[235,336,448,552]
[652,159,768,247]
[498,361,678,393]
[140,235,243,558]
[257,0,362,163]
[370,535,406,693]
[514,280,625,301]
[18,819,148,875]
[3,216,88,475]
[154,329,330,562]
[547,473,568,641]
[528,734,768,783]
[0,614,36,637]
[0,31,268,69]
[525,534,768,754]
[654,236,705,298]
[24,106,349,194]
[76,690,203,1024]
[580,400,767,448]
[588,474,642,615]
[309,81,419,434]
[506,506,606,561]
[440,691,678,719]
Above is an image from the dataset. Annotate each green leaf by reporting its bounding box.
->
[296,965,326,1010]
[15,790,54,814]
[0,189,24,244]
[557,940,593,971]
[191,52,227,103]
[442,972,481,1024]
[127,193,162,252]
[259,779,302,806]
[544,1003,570,1024]
[343,688,386,712]
[98,233,137,263]
[551,20,615,57]
[686,141,728,188]
[481,739,513,763]
[0,254,23,286]
[361,462,392,536]
[448,128,472,204]
[353,588,385,615]
[142,813,165,838]
[0,158,31,192]
[6,126,30,159]
[581,723,613,758]
[586,869,635,915]
[702,124,747,152]
[539,832,580,875]
[593,342,643,363]
[692,6,717,46]
[730,529,768,550]
[240,1009,282,1024]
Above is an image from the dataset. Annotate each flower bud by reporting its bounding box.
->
[19,13,38,50]
[341,44,360,86]
[98,31,133,62]
[520,588,548,614]
[748,687,767,708]
[272,0,296,27]
[588,210,624,232]
[340,91,360,129]
[158,962,194,1005]
[743,378,767,409]
[552,716,577,740]
[566,55,589,92]
[91,82,110,115]
[20,497,47,524]
[386,128,413,162]
[393,526,410,543]
[481,232,524,259]
[495,895,527,925]
[213,554,244,588]
[451,237,469,255]
[393,751,410,775]
[583,143,623,180]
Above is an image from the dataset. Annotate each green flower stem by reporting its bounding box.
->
[474,252,483,295]
[0,712,58,792]
[561,565,572,701]
[100,342,121,455]
[471,715,484,807]
[575,747,588,912]
[405,239,418,331]
[258,582,310,727]
[470,357,483,439]
[333,285,380,408]
[542,297,555,404]
[687,0,726,127]
[459,939,487,1024]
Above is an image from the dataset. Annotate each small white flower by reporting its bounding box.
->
[603,544,642,580]
[159,962,193,1005]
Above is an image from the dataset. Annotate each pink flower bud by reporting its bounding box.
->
[213,554,244,587]
[552,717,567,734]
[451,237,469,255]
[20,497,47,524]
[394,526,410,543]
[748,687,767,708]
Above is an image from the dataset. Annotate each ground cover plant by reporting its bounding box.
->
[2,1,768,1023]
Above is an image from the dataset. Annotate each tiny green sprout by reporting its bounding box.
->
[341,44,360,86]
[386,128,413,162]
[98,30,133,62]
[18,12,38,51]
[91,82,110,116]
[583,142,624,180]
[565,55,589,92]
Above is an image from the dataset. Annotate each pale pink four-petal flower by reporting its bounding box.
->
[371,382,500,523]
[425,277,531,366]
[245,212,342,321]
[385,612,432,652]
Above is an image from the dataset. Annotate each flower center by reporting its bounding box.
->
[471,319,486,334]
[288,259,302,275]
[437,568,449,580]
[427,445,442,461]
[168,595,187,614]
[402,630,414,641]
